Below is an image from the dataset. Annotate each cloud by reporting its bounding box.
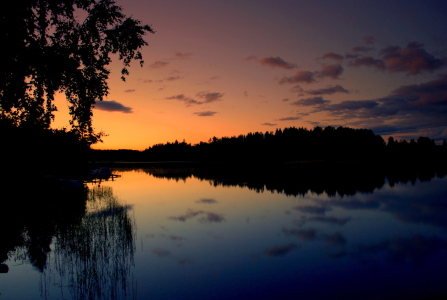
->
[290,97,330,106]
[244,55,258,61]
[166,94,201,106]
[178,258,195,266]
[304,85,349,95]
[306,216,351,226]
[194,111,217,117]
[166,91,223,106]
[196,198,217,204]
[278,117,300,121]
[322,52,344,61]
[246,56,297,69]
[260,56,297,69]
[169,209,203,222]
[94,100,133,113]
[152,248,171,257]
[318,63,344,79]
[142,79,163,83]
[264,243,298,257]
[322,232,347,248]
[175,52,192,59]
[363,35,376,44]
[262,122,277,126]
[349,42,445,75]
[356,235,446,267]
[124,89,135,93]
[165,75,183,81]
[282,228,317,241]
[293,205,330,215]
[279,71,316,84]
[349,56,386,70]
[149,61,169,68]
[168,209,224,223]
[352,46,373,53]
[390,75,447,105]
[199,212,225,223]
[303,75,447,140]
[381,42,445,75]
[196,91,224,103]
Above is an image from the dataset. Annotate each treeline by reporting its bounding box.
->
[95,126,447,167]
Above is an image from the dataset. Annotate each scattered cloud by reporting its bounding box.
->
[306,216,351,226]
[293,205,330,215]
[165,91,223,106]
[282,228,317,241]
[260,56,297,69]
[291,97,330,106]
[352,46,373,53]
[196,91,224,103]
[124,89,135,93]
[94,100,133,113]
[278,117,300,121]
[246,56,297,69]
[149,61,169,68]
[178,258,195,266]
[381,42,445,75]
[166,94,200,106]
[322,232,347,248]
[322,52,344,61]
[175,52,192,59]
[165,75,183,81]
[199,212,225,223]
[262,122,277,126]
[168,209,224,223]
[264,243,298,257]
[355,235,446,267]
[304,85,349,95]
[244,55,258,61]
[363,35,376,44]
[297,75,447,140]
[152,248,171,257]
[318,63,344,79]
[196,198,217,204]
[194,111,217,117]
[349,56,386,70]
[290,85,304,93]
[349,42,445,75]
[279,71,316,84]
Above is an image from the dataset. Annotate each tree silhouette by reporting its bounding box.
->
[1,0,154,143]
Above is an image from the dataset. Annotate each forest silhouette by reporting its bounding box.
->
[95,126,447,170]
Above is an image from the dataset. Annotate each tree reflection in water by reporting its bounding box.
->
[44,185,136,300]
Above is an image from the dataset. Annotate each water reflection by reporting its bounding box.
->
[128,166,447,299]
[45,186,136,300]
[2,166,447,299]
[1,183,135,300]
[140,165,446,197]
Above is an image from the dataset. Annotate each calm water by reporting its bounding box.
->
[1,167,447,299]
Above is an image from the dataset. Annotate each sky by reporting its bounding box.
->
[52,0,447,150]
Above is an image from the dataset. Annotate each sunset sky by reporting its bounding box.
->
[52,0,447,150]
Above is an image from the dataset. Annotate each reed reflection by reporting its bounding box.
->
[1,182,135,300]
[46,185,136,300]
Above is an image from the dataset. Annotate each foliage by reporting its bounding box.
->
[0,0,154,143]
[141,126,387,162]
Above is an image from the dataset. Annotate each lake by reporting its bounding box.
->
[1,166,447,299]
